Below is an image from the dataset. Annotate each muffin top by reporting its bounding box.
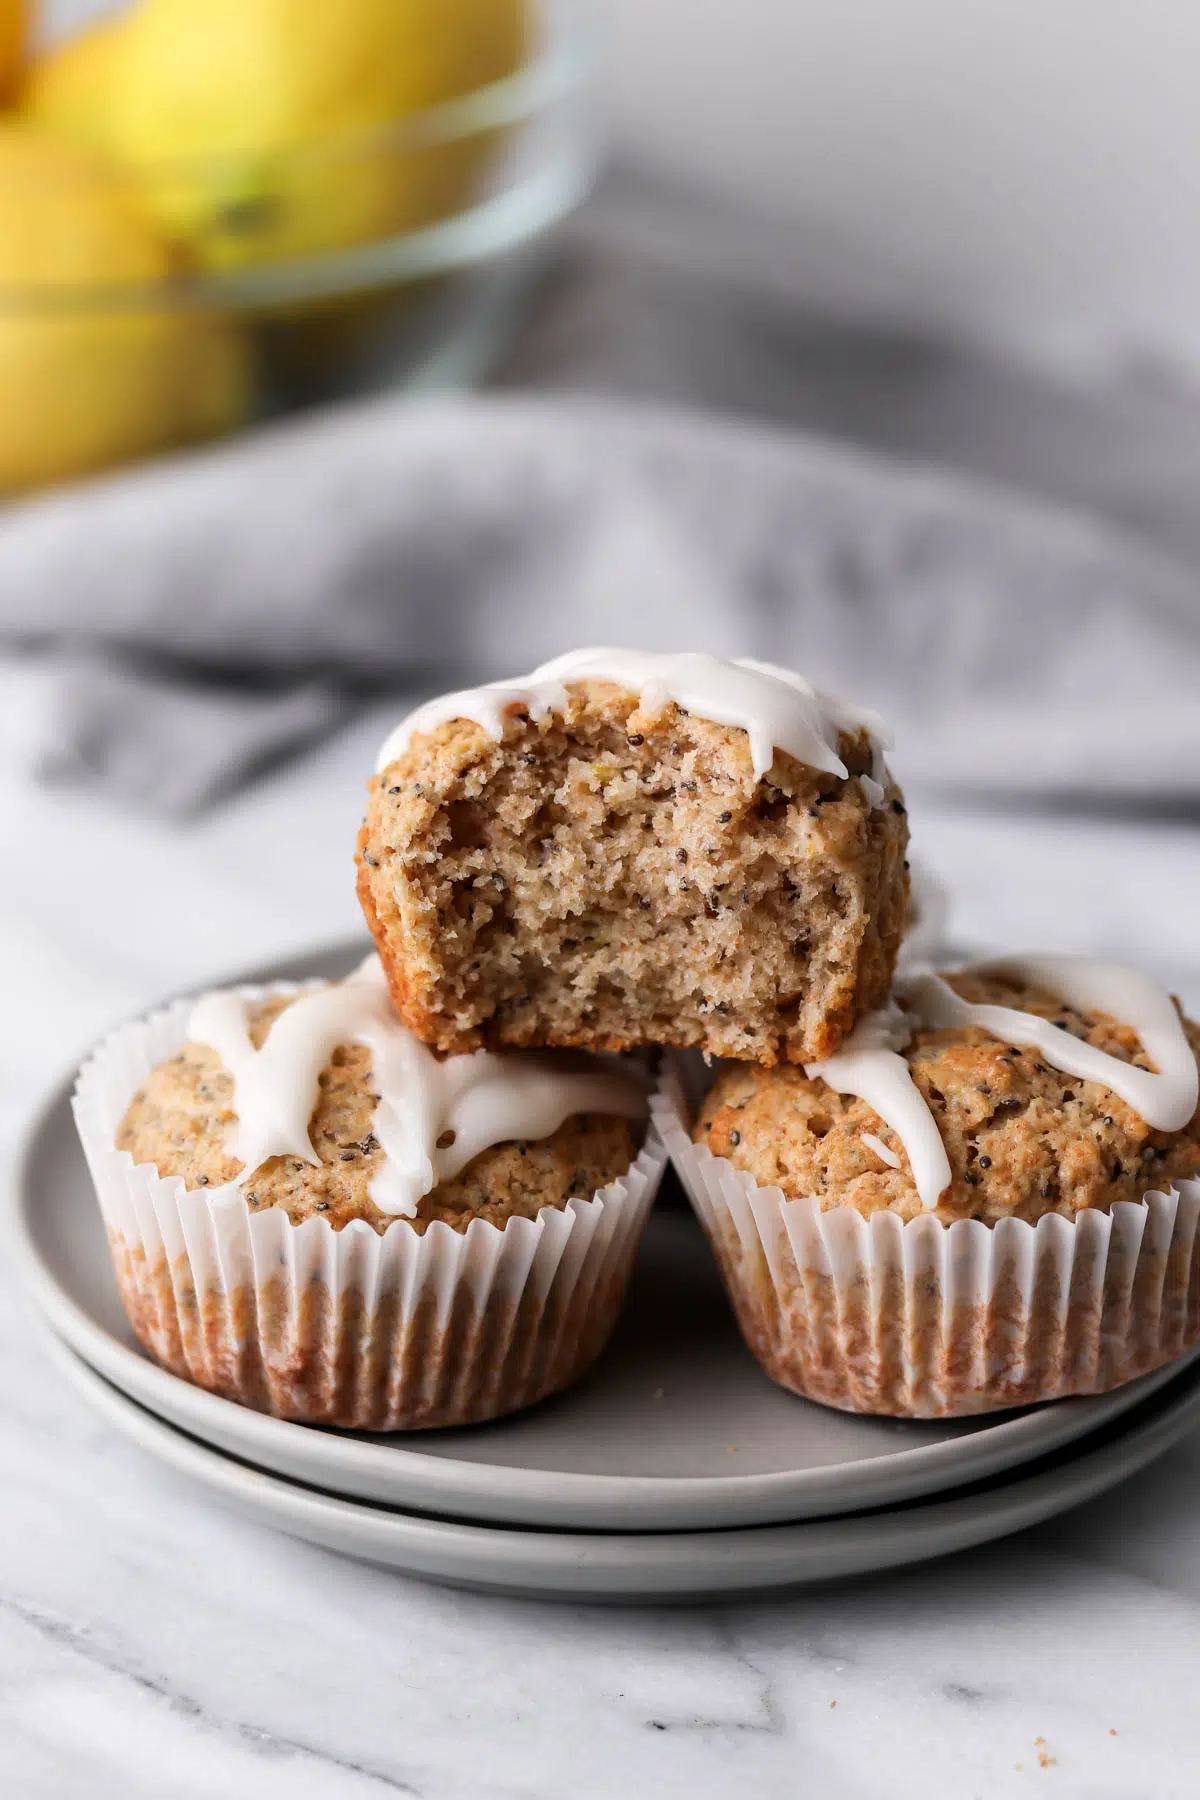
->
[375,647,893,793]
[118,959,647,1235]
[695,963,1200,1226]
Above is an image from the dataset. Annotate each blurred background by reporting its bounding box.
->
[2,0,1200,1138]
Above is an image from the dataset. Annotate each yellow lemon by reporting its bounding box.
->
[19,16,127,155]
[0,128,252,493]
[108,0,533,272]
[0,0,29,100]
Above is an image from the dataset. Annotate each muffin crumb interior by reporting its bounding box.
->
[359,687,909,1064]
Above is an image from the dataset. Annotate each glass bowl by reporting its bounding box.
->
[0,0,598,492]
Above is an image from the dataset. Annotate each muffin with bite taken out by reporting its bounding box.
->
[357,648,911,1066]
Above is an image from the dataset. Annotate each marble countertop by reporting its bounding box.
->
[3,706,1200,1798]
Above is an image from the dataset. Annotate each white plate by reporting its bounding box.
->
[14,936,1200,1533]
[44,1333,1200,1602]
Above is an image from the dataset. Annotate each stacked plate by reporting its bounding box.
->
[14,944,1200,1603]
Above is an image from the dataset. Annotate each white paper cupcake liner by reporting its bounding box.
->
[654,1066,1200,1417]
[73,984,668,1431]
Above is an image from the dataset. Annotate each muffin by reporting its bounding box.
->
[665,955,1200,1415]
[74,956,666,1430]
[357,648,910,1064]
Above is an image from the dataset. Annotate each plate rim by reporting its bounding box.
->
[41,1331,1200,1600]
[12,932,1200,1532]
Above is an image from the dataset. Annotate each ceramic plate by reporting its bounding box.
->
[14,937,1200,1532]
[44,1333,1200,1602]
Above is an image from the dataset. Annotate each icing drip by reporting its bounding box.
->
[187,957,648,1218]
[376,647,892,794]
[907,959,1199,1134]
[806,1003,953,1207]
[805,956,1199,1211]
[862,1132,902,1169]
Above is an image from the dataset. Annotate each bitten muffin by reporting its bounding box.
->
[671,967,1200,1416]
[78,982,664,1431]
[695,971,1200,1225]
[357,679,910,1065]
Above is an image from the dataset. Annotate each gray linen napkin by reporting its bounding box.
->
[1,392,1198,814]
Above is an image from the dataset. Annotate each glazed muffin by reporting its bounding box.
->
[668,956,1200,1415]
[357,648,910,1065]
[696,971,1200,1226]
[118,1000,640,1236]
[75,958,666,1430]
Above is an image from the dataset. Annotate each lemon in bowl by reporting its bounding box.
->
[106,0,534,272]
[1,0,591,488]
[20,13,127,154]
[0,127,252,493]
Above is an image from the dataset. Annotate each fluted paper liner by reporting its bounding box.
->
[74,986,667,1431]
[654,1068,1200,1417]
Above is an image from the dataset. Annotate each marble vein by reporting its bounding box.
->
[1,1592,426,1797]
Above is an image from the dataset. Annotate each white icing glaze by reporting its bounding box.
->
[806,1003,953,1208]
[376,647,892,791]
[907,957,1199,1134]
[861,1131,902,1169]
[187,957,648,1218]
[805,955,1199,1211]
